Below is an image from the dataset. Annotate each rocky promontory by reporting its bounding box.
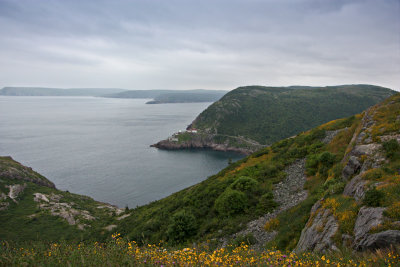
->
[151,131,264,155]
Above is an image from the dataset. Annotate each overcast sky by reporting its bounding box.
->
[0,0,399,90]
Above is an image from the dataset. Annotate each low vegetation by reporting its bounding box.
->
[1,234,399,266]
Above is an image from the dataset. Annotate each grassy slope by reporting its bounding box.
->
[120,93,400,250]
[190,84,395,145]
[0,157,121,242]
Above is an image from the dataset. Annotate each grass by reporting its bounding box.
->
[1,234,399,266]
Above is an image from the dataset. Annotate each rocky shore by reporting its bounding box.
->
[151,133,264,155]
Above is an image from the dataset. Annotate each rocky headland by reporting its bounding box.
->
[151,132,264,155]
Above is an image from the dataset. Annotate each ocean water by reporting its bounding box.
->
[0,96,243,207]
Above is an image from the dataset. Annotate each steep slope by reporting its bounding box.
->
[121,93,400,252]
[152,85,394,154]
[0,157,130,242]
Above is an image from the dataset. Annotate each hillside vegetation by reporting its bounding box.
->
[121,93,400,253]
[189,84,395,145]
[0,157,128,242]
[1,92,400,265]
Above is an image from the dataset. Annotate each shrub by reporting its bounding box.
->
[257,192,277,213]
[382,139,400,160]
[384,202,400,220]
[167,210,197,243]
[264,217,279,231]
[230,177,258,193]
[363,188,385,207]
[362,168,383,180]
[326,182,345,195]
[260,165,279,179]
[306,154,319,175]
[318,151,336,167]
[214,189,248,216]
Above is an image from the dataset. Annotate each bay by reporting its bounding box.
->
[0,96,243,207]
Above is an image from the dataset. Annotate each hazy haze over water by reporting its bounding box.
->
[0,96,243,207]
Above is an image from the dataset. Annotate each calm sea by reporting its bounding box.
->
[0,96,243,207]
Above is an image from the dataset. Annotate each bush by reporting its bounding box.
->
[382,139,400,160]
[363,188,385,207]
[306,154,319,175]
[257,192,277,213]
[230,177,258,193]
[167,210,197,243]
[306,152,337,177]
[214,190,248,216]
[318,151,336,167]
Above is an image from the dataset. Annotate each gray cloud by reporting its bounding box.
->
[0,0,398,90]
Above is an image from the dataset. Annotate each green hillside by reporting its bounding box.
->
[1,93,400,256]
[0,157,127,242]
[120,93,400,252]
[189,84,395,145]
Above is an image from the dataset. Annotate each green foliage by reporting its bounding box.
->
[363,188,385,207]
[167,210,197,243]
[306,151,337,177]
[214,190,248,216]
[230,177,258,193]
[191,85,394,145]
[382,139,400,160]
[257,192,277,213]
[267,196,319,251]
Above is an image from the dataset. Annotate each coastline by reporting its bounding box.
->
[151,133,264,155]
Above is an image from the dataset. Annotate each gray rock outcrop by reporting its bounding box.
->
[295,201,339,253]
[34,192,96,229]
[6,183,27,203]
[343,174,367,201]
[357,230,400,250]
[353,206,385,250]
[342,156,361,181]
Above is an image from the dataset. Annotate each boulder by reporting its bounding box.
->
[353,206,385,250]
[343,175,367,201]
[342,156,361,180]
[352,144,382,157]
[357,230,400,250]
[295,201,339,253]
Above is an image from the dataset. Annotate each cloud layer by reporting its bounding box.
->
[0,0,399,90]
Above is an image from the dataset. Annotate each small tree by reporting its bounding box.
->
[363,187,385,207]
[167,210,197,243]
[214,189,248,216]
[230,176,258,193]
